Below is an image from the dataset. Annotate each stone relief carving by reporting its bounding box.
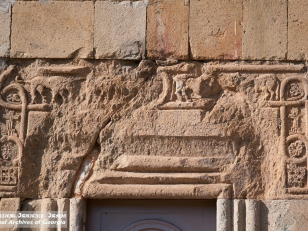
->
[0,64,92,195]
[288,140,305,158]
[0,67,24,193]
[287,163,306,188]
[81,61,308,199]
[156,63,218,110]
[0,59,156,198]
[254,74,279,101]
[288,107,304,135]
[287,82,305,101]
[263,74,308,194]
[0,60,307,199]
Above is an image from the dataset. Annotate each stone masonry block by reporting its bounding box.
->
[11,2,94,59]
[0,198,20,211]
[190,0,242,60]
[260,200,308,230]
[94,1,146,60]
[147,0,189,60]
[242,0,287,60]
[288,0,308,60]
[0,6,11,57]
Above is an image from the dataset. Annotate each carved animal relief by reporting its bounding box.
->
[0,65,89,195]
[265,75,308,194]
[0,60,307,199]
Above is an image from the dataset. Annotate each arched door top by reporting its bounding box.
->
[123,220,181,231]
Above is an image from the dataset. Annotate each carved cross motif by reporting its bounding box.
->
[267,77,308,194]
[2,110,20,136]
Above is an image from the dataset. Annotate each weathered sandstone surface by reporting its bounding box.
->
[190,0,242,60]
[11,2,94,59]
[0,60,306,201]
[288,0,308,60]
[146,0,189,60]
[0,5,11,58]
[242,0,288,60]
[94,1,146,60]
[2,1,308,231]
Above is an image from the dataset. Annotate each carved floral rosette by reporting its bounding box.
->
[0,136,22,192]
[155,63,308,195]
[276,77,308,193]
[286,136,308,190]
[0,66,26,193]
[261,73,308,194]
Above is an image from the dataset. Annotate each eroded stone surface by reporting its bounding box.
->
[217,199,231,231]
[0,5,11,57]
[146,0,189,60]
[0,59,308,231]
[219,199,308,231]
[0,59,156,198]
[190,0,242,60]
[0,197,20,211]
[0,60,307,201]
[0,1,15,13]
[3,1,308,229]
[260,200,308,230]
[242,0,287,60]
[0,59,7,70]
[70,198,84,231]
[11,2,94,58]
[16,198,308,231]
[94,1,146,60]
[0,198,20,231]
[288,0,308,60]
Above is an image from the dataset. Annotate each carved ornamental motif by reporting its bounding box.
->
[123,220,181,231]
[1,61,307,198]
[154,63,308,195]
[264,74,308,194]
[0,65,89,194]
[287,163,306,188]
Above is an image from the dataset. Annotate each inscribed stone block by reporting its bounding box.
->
[288,0,308,60]
[147,0,189,60]
[0,6,11,57]
[190,0,242,60]
[94,1,146,60]
[242,0,287,60]
[11,2,94,58]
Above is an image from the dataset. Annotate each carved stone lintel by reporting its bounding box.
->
[83,183,232,199]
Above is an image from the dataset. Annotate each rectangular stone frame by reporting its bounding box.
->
[83,183,232,231]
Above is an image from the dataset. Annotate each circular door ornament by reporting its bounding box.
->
[123,220,181,231]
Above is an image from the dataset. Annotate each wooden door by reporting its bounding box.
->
[87,200,216,231]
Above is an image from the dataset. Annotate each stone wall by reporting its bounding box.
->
[0,0,307,61]
[1,0,308,230]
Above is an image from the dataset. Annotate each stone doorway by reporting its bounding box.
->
[87,200,216,231]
